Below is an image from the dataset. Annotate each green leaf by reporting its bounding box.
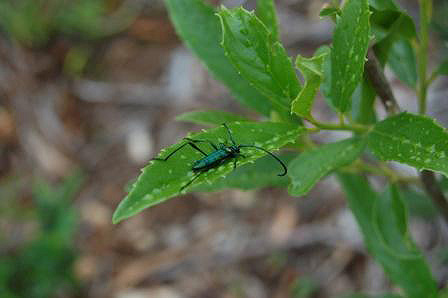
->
[165,0,272,116]
[441,175,448,192]
[320,46,333,105]
[113,122,304,223]
[370,10,400,42]
[436,59,448,75]
[386,38,417,88]
[32,172,82,245]
[373,185,417,258]
[371,4,417,85]
[291,276,318,298]
[217,7,301,111]
[329,0,370,113]
[319,6,341,18]
[342,294,402,298]
[369,0,416,44]
[440,288,448,298]
[369,0,399,11]
[373,12,416,44]
[288,138,366,196]
[372,12,417,88]
[0,1,51,47]
[339,174,438,298]
[291,48,328,118]
[195,153,296,191]
[368,112,448,176]
[175,110,248,126]
[56,1,137,40]
[402,187,437,219]
[256,0,279,40]
[351,77,377,124]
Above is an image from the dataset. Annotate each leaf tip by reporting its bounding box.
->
[112,197,131,224]
[112,210,124,224]
[217,4,228,12]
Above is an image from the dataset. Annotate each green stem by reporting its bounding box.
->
[348,160,419,183]
[331,0,338,7]
[307,117,369,133]
[353,160,391,178]
[415,1,448,225]
[417,0,432,115]
[338,112,345,125]
[427,68,438,86]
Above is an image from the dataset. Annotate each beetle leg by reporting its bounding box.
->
[152,140,209,161]
[185,142,208,156]
[232,153,245,171]
[180,171,203,192]
[184,137,218,151]
[222,123,237,146]
[152,142,191,161]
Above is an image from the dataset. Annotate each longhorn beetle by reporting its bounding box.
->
[152,123,287,192]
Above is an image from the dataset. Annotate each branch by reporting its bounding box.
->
[420,170,448,224]
[364,48,448,225]
[364,48,400,114]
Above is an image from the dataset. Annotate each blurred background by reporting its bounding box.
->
[0,0,447,297]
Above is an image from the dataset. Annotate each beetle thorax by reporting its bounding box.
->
[228,145,240,153]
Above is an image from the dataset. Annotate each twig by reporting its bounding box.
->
[420,170,448,224]
[417,0,431,115]
[306,117,369,133]
[364,48,400,114]
[365,45,448,225]
[414,0,448,225]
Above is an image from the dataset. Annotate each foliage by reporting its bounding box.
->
[217,6,301,114]
[288,138,366,196]
[113,0,447,296]
[339,175,437,297]
[0,172,84,298]
[113,122,304,223]
[291,48,328,119]
[0,0,137,47]
[165,0,272,115]
[328,0,370,113]
[290,277,318,298]
[368,112,448,175]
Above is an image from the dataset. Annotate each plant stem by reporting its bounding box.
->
[415,0,448,225]
[331,0,340,8]
[344,160,417,183]
[417,0,432,115]
[361,0,448,225]
[338,112,345,125]
[365,49,400,114]
[354,160,395,179]
[420,170,448,224]
[306,118,369,133]
[427,69,439,86]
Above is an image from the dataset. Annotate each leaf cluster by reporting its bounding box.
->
[0,0,137,47]
[114,0,448,296]
[0,172,84,298]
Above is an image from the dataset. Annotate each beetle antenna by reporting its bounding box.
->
[239,145,287,176]
[222,123,237,146]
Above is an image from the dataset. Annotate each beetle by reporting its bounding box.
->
[152,123,287,192]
